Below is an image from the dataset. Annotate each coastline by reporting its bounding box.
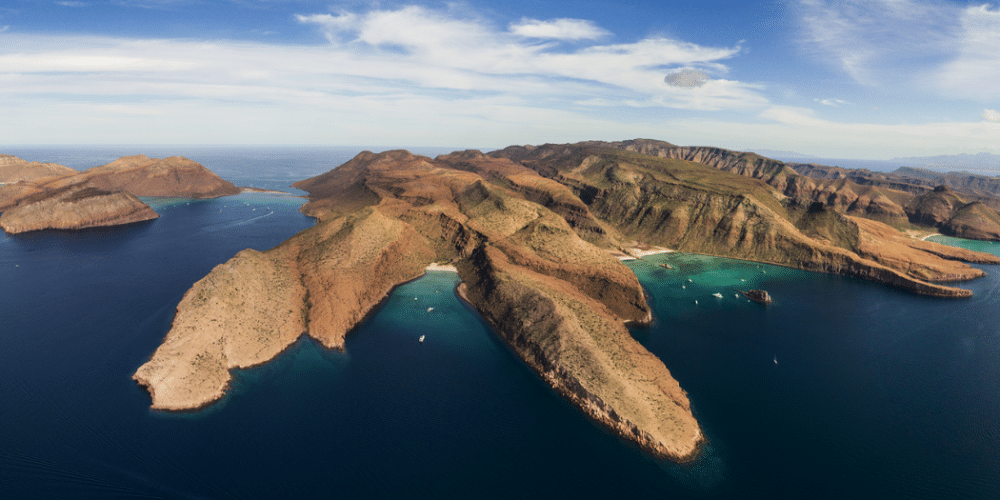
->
[610,244,675,261]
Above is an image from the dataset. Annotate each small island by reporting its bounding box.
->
[133,139,1000,462]
[739,289,773,305]
[0,154,240,234]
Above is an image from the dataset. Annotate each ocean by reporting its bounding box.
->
[2,147,1000,499]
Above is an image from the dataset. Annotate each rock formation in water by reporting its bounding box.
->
[0,154,239,234]
[739,290,773,304]
[134,140,1000,462]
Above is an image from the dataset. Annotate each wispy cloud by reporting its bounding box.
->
[0,5,766,145]
[292,5,763,111]
[797,0,1000,101]
[814,98,846,106]
[55,1,88,7]
[797,0,960,85]
[509,18,610,40]
[0,26,9,33]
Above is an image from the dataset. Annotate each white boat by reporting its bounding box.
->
[712,292,723,298]
[773,355,778,365]
[419,335,425,343]
[427,307,434,312]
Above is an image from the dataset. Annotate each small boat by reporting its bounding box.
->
[427,307,434,312]
[712,292,723,298]
[687,279,693,282]
[419,335,425,343]
[694,300,698,305]
[773,355,778,365]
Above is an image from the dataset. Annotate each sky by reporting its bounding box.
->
[1,0,999,159]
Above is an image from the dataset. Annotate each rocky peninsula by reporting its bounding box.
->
[134,140,1000,462]
[0,154,239,234]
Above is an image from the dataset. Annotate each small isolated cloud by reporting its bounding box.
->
[0,26,9,33]
[509,18,610,40]
[984,109,1000,121]
[814,98,847,106]
[56,1,88,6]
[664,69,709,88]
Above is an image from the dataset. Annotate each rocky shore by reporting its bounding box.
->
[133,140,1000,461]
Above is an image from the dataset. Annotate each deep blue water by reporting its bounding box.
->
[2,149,1000,499]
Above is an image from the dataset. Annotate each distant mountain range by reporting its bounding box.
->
[744,149,1000,175]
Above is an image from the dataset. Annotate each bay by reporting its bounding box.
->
[2,148,999,498]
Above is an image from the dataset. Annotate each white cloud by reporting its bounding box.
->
[55,1,88,7]
[934,5,1000,100]
[0,5,770,145]
[751,105,1000,157]
[814,98,846,106]
[797,0,1000,101]
[509,18,610,40]
[0,26,9,33]
[984,109,1000,121]
[289,6,761,110]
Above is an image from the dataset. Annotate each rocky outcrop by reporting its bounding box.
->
[739,290,773,304]
[135,141,1000,462]
[0,186,158,234]
[137,148,703,461]
[1,154,239,234]
[133,206,437,410]
[489,141,1000,297]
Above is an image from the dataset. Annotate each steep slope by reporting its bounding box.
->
[137,149,703,461]
[134,142,1000,463]
[489,142,1000,297]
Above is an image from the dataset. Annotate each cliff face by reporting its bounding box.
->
[0,186,158,234]
[553,139,1000,240]
[134,141,1000,462]
[138,148,703,461]
[489,142,1000,297]
[1,154,239,234]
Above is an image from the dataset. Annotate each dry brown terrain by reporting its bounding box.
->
[0,154,239,234]
[134,141,1000,462]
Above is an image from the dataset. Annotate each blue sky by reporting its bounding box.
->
[1,0,998,159]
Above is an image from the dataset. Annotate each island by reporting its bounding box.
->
[0,154,240,234]
[133,140,1000,462]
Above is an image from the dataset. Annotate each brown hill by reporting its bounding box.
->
[138,148,703,461]
[1,154,239,234]
[0,186,158,234]
[135,141,1000,463]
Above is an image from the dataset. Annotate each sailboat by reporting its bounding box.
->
[419,335,425,343]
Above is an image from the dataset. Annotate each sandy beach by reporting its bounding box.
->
[610,244,675,260]
[425,262,459,272]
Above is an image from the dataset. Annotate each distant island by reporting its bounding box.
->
[0,154,239,234]
[130,139,1000,463]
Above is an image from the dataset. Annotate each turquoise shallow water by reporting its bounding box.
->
[4,148,1000,498]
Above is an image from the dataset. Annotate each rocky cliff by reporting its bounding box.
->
[134,141,1000,462]
[137,148,703,461]
[0,186,158,234]
[550,139,1000,241]
[1,154,239,234]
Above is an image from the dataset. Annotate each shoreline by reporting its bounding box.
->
[610,244,675,261]
[425,262,459,272]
